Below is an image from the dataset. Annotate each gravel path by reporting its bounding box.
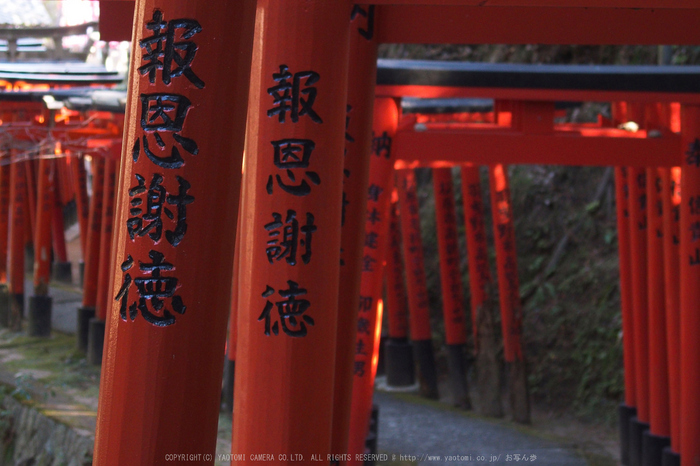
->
[375,391,587,466]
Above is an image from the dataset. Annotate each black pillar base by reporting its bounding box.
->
[78,262,85,287]
[661,447,680,466]
[630,417,651,466]
[620,404,637,465]
[364,405,379,466]
[447,343,471,409]
[52,261,72,284]
[76,306,95,353]
[412,339,439,399]
[28,295,52,337]
[222,359,235,413]
[642,431,670,466]
[87,318,106,365]
[385,338,415,387]
[0,284,9,328]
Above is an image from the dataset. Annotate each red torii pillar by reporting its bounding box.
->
[28,151,55,338]
[661,166,681,466]
[88,151,117,365]
[7,156,27,331]
[70,154,89,283]
[462,164,503,418]
[51,155,71,283]
[396,167,440,400]
[0,160,10,326]
[347,96,399,464]
[384,190,414,388]
[232,1,351,462]
[331,7,378,463]
[615,165,638,465]
[489,163,529,424]
[628,164,651,466]
[77,155,104,353]
[642,105,671,465]
[432,167,471,409]
[679,104,700,466]
[223,205,242,415]
[93,0,256,463]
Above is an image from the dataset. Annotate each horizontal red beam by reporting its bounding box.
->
[376,85,700,104]
[100,2,700,45]
[376,6,700,45]
[372,0,697,6]
[394,127,682,167]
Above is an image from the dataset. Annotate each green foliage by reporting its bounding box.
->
[411,164,624,424]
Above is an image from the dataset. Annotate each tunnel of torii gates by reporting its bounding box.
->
[1,1,700,466]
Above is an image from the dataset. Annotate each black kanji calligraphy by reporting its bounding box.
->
[267,65,322,124]
[258,281,315,337]
[264,210,316,266]
[372,131,391,158]
[116,250,186,327]
[266,139,320,196]
[127,173,194,247]
[350,5,375,40]
[686,138,700,167]
[138,10,205,88]
[133,94,199,169]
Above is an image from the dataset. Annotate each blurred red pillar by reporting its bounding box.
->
[461,165,491,350]
[432,167,470,409]
[347,96,399,464]
[680,104,700,466]
[232,1,351,462]
[384,191,414,388]
[397,167,440,400]
[87,151,117,365]
[93,0,257,463]
[488,163,529,424]
[6,156,26,330]
[332,6,378,463]
[28,154,54,337]
[77,155,104,353]
[662,166,681,461]
[0,161,10,325]
[643,103,671,461]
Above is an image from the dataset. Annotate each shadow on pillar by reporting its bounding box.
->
[0,284,9,328]
[78,262,84,287]
[87,318,105,365]
[619,404,637,465]
[642,431,670,466]
[385,338,415,387]
[28,295,52,337]
[629,417,651,466]
[447,343,472,410]
[661,447,680,466]
[9,293,24,332]
[363,404,379,466]
[221,359,235,413]
[24,245,34,273]
[52,261,72,284]
[376,335,387,377]
[76,306,95,353]
[412,339,439,399]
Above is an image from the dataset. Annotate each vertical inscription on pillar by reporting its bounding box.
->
[260,65,323,337]
[493,183,522,339]
[687,138,700,265]
[116,10,202,328]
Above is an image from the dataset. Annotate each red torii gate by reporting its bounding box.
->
[90,2,700,466]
